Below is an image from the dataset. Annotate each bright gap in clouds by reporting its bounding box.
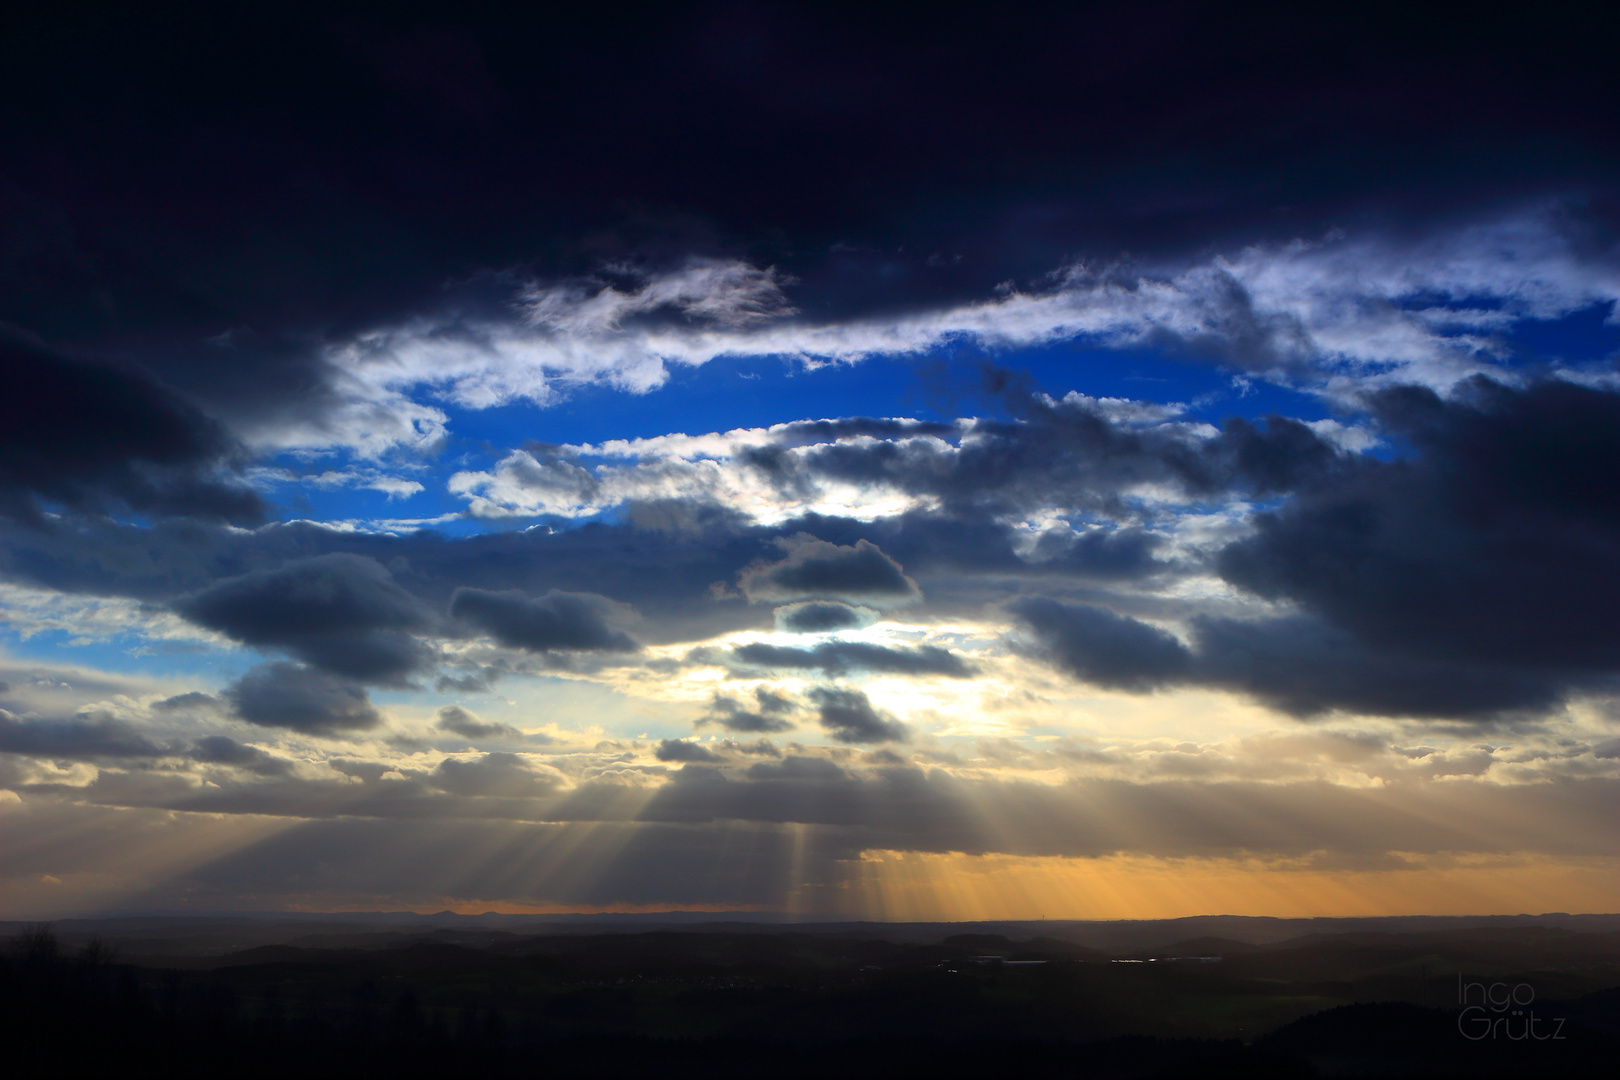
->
[430,337,1333,453]
[263,337,1338,533]
[1506,300,1620,364]
[269,297,1618,537]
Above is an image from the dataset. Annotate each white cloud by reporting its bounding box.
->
[258,207,1619,457]
[449,432,939,523]
[0,582,228,649]
[443,393,1334,523]
[1046,392,1196,426]
[310,472,425,499]
[251,466,426,500]
[242,373,449,459]
[326,259,796,419]
[305,472,426,501]
[1304,419,1381,453]
[518,259,795,337]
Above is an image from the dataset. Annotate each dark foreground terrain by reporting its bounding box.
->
[4,914,1618,1078]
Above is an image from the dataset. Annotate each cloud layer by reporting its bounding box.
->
[3,6,1618,917]
[297,213,1620,456]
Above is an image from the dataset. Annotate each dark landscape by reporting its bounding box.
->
[6,914,1618,1077]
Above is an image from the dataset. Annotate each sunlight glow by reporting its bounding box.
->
[840,850,1620,921]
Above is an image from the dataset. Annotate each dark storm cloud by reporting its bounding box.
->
[1011,599,1563,720]
[433,704,536,743]
[779,509,1172,587]
[1023,526,1167,579]
[0,709,172,759]
[1190,615,1561,719]
[0,330,262,525]
[434,669,504,694]
[6,370,1619,730]
[994,378,1620,719]
[0,495,1151,659]
[731,641,975,679]
[174,554,431,684]
[224,662,382,735]
[189,735,293,776]
[1009,598,1192,693]
[0,513,767,648]
[789,397,1346,518]
[4,4,1613,389]
[1220,379,1620,674]
[774,600,872,633]
[733,419,954,486]
[448,588,639,653]
[0,389,1351,642]
[480,412,1213,543]
[610,398,1336,578]
[722,737,783,757]
[655,739,723,764]
[698,688,798,734]
[808,687,908,744]
[151,692,224,713]
[740,538,919,604]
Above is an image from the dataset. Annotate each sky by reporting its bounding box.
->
[2,3,1619,920]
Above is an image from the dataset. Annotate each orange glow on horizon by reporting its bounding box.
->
[834,850,1620,922]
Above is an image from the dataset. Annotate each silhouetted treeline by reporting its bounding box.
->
[4,925,1617,1078]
